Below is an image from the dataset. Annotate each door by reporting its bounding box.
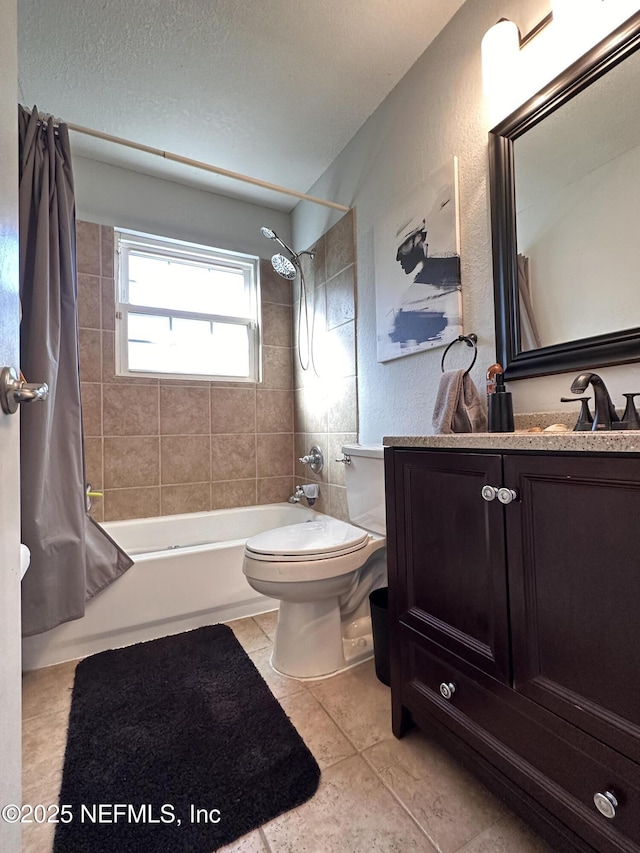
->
[505,453,640,764]
[0,1,23,851]
[391,449,511,683]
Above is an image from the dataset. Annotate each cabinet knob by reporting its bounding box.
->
[593,791,618,819]
[497,487,518,505]
[439,682,456,700]
[481,485,498,502]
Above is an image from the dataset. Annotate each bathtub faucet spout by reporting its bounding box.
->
[288,484,320,507]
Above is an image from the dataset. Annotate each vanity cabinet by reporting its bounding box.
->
[385,447,640,853]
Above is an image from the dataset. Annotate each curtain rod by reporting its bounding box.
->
[63,121,351,213]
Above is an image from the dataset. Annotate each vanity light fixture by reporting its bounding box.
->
[482,0,640,126]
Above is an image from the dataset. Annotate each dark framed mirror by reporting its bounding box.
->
[489,11,640,380]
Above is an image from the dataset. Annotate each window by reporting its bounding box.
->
[115,230,260,382]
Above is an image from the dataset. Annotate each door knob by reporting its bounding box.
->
[497,487,517,505]
[481,485,498,501]
[0,367,49,415]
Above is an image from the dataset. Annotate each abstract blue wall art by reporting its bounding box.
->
[374,159,463,363]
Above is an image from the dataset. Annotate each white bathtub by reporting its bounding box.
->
[21,503,319,671]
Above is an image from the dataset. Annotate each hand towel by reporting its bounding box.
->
[431,369,488,434]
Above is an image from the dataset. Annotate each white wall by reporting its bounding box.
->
[292,0,640,443]
[74,156,291,260]
[0,0,23,848]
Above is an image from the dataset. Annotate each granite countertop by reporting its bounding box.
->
[382,432,640,453]
[384,410,640,452]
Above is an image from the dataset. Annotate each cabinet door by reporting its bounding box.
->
[505,454,640,763]
[391,450,510,683]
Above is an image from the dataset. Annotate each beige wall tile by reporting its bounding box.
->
[101,275,116,331]
[326,265,355,330]
[261,259,292,305]
[262,302,292,347]
[211,387,256,434]
[295,432,328,483]
[325,320,356,378]
[104,487,160,521]
[103,384,159,436]
[328,376,357,433]
[262,345,292,390]
[89,501,104,522]
[257,433,293,478]
[81,382,102,436]
[325,209,355,280]
[78,328,102,383]
[211,434,256,481]
[161,434,210,484]
[257,476,294,505]
[100,225,114,277]
[257,389,293,433]
[295,386,328,434]
[76,220,100,275]
[328,433,357,486]
[160,385,210,435]
[104,436,159,488]
[211,479,256,510]
[77,274,101,329]
[84,437,103,489]
[161,483,210,515]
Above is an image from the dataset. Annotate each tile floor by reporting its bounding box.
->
[21,612,553,853]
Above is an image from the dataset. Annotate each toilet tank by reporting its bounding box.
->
[342,444,386,535]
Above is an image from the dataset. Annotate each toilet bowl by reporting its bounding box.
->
[243,444,387,678]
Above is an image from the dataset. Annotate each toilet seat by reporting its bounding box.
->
[245,518,369,562]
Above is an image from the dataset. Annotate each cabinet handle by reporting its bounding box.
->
[481,485,498,502]
[439,682,456,700]
[497,487,518,505]
[593,791,618,819]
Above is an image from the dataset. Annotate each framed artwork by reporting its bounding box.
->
[374,158,462,363]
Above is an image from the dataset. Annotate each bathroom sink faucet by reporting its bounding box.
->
[570,372,619,431]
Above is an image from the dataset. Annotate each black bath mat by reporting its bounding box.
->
[54,625,320,852]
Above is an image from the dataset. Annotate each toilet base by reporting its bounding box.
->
[270,632,374,681]
[271,598,375,679]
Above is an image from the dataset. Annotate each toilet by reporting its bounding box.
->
[242,444,387,678]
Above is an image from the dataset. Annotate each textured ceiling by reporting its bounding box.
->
[18,0,466,211]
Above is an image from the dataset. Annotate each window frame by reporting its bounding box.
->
[114,229,261,383]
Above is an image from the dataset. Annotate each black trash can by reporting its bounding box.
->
[369,587,390,686]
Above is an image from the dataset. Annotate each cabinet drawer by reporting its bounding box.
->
[402,633,640,852]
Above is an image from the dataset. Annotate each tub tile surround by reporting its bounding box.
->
[22,616,552,853]
[293,210,359,523]
[78,216,359,523]
[77,222,296,521]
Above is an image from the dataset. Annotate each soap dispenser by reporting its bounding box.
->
[488,373,514,433]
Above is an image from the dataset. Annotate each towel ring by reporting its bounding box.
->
[441,334,478,376]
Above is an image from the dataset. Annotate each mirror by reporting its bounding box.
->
[489,12,640,379]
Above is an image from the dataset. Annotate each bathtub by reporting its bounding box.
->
[21,503,319,671]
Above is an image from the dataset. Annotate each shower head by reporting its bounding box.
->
[271,253,298,280]
[260,225,296,258]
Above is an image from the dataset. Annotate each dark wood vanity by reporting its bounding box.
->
[385,441,640,853]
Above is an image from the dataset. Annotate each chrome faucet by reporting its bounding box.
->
[570,372,619,431]
[288,484,319,507]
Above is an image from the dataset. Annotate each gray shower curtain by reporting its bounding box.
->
[18,106,132,637]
